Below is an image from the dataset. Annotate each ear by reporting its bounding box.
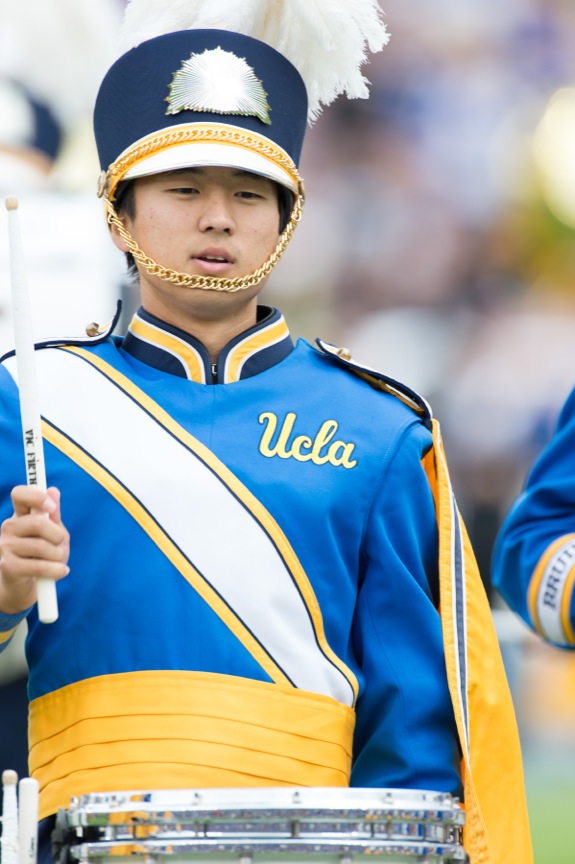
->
[110,217,131,253]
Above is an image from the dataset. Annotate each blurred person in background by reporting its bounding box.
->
[492,374,575,648]
[0,0,127,353]
[489,74,575,650]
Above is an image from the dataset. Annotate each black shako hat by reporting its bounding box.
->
[94,29,308,202]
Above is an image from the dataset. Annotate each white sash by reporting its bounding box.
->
[4,348,356,706]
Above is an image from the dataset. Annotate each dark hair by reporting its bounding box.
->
[277,186,294,234]
[113,174,293,279]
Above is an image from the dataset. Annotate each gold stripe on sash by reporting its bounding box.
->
[55,346,358,703]
[29,670,355,820]
[42,419,293,687]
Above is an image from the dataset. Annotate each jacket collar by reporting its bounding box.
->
[122,306,293,384]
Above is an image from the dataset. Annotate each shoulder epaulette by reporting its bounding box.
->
[0,301,122,364]
[315,338,432,426]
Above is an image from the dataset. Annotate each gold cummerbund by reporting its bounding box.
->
[29,670,356,819]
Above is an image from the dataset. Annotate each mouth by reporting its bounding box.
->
[192,250,235,276]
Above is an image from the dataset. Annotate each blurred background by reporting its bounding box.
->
[1,1,575,861]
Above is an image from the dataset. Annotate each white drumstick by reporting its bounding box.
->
[5,197,58,624]
[18,777,39,864]
[1,770,19,864]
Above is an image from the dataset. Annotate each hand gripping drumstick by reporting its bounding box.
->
[5,197,59,623]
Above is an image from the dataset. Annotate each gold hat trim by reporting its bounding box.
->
[100,123,300,202]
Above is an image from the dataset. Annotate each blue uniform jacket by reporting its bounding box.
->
[0,305,461,816]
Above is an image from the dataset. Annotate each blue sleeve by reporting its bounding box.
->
[350,420,462,797]
[0,609,31,652]
[492,387,575,647]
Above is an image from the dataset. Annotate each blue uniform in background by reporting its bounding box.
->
[493,386,575,648]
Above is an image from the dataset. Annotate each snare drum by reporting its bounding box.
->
[53,787,467,863]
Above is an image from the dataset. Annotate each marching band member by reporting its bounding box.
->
[493,389,575,649]
[0,2,532,861]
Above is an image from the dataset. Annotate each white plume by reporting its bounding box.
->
[117,0,389,122]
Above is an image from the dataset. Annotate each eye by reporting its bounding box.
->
[168,185,199,195]
[235,189,266,200]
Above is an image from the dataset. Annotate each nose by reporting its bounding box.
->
[197,189,235,233]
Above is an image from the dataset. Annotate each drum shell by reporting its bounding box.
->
[55,787,468,864]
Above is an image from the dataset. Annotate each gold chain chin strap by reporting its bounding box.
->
[105,189,305,293]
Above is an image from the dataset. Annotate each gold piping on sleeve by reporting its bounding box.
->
[527,533,575,638]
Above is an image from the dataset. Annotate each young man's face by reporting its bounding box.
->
[112,166,282,319]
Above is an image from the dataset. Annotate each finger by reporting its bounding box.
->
[3,512,68,545]
[1,555,69,583]
[4,535,69,565]
[45,487,62,522]
[10,485,55,517]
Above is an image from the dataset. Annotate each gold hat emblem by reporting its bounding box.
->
[166,47,271,125]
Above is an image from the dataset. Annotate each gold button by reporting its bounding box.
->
[337,347,352,360]
[85,322,101,337]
